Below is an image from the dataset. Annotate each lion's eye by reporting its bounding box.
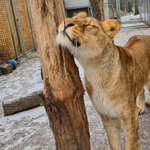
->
[89,25,96,27]
[83,24,97,28]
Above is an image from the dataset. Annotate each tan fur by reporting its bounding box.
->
[100,19,120,40]
[56,12,150,150]
[140,81,150,109]
[145,100,150,106]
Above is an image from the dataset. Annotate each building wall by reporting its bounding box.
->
[0,0,35,65]
[64,0,90,9]
[64,0,109,19]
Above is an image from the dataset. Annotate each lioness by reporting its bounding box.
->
[56,12,150,150]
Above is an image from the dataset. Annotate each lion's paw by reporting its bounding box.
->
[145,101,150,107]
[136,105,145,115]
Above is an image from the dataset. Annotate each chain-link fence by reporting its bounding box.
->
[148,0,150,24]
[0,0,36,65]
[106,0,150,28]
[142,0,150,25]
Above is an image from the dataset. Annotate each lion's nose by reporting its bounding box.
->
[64,20,74,29]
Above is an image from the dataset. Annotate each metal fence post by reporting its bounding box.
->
[148,0,150,25]
[4,0,18,60]
[146,0,149,23]
[25,0,37,51]
[11,0,24,53]
[116,0,121,28]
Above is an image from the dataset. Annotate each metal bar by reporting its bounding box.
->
[112,4,114,19]
[146,0,149,22]
[4,0,18,60]
[25,0,37,51]
[144,0,146,22]
[116,0,121,28]
[139,0,142,20]
[147,0,150,24]
[89,6,93,17]
[24,47,38,54]
[11,0,24,53]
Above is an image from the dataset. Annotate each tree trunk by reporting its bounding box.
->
[28,0,91,150]
[120,0,126,11]
[134,0,139,15]
[89,0,104,21]
[127,1,133,12]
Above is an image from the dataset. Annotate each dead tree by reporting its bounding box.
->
[89,0,104,21]
[29,0,91,150]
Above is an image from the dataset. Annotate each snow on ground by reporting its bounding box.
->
[114,27,150,46]
[120,14,149,28]
[0,52,44,116]
[121,14,141,22]
[0,28,150,150]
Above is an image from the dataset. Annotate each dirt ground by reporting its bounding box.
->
[0,28,150,150]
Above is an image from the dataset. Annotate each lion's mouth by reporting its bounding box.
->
[62,29,80,47]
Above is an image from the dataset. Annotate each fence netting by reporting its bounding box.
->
[0,0,36,65]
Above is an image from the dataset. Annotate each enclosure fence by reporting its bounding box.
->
[0,0,36,65]
[107,0,150,28]
[144,0,150,25]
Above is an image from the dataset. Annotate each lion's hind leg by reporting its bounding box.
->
[100,114,121,150]
[137,89,145,114]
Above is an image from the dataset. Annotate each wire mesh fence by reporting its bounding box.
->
[143,0,150,25]
[148,0,150,24]
[106,0,150,28]
[0,0,36,65]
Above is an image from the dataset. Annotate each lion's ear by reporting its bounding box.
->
[100,19,119,39]
[74,12,87,18]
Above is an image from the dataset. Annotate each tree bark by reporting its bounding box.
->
[29,0,91,150]
[89,0,104,21]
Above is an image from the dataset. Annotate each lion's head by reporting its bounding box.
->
[56,12,119,57]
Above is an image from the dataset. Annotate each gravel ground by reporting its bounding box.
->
[0,28,150,150]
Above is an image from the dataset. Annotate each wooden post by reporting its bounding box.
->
[89,0,104,21]
[28,0,91,150]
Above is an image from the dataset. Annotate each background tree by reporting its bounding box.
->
[127,1,133,12]
[134,0,139,15]
[120,0,126,11]
[28,0,91,149]
[89,0,104,21]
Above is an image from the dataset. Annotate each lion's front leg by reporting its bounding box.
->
[122,108,139,150]
[100,114,121,150]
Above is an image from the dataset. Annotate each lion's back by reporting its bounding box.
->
[124,35,150,92]
[124,35,150,58]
